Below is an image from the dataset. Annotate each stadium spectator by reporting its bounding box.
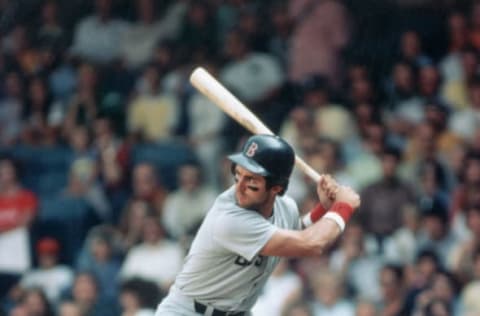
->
[459,248,480,315]
[449,74,480,142]
[439,11,469,84]
[308,268,355,315]
[442,46,478,111]
[0,157,38,298]
[63,63,100,133]
[398,30,432,68]
[63,271,118,316]
[120,0,185,70]
[281,299,313,316]
[117,199,153,252]
[57,300,83,316]
[127,64,179,142]
[402,249,442,315]
[329,221,383,302]
[120,217,183,292]
[417,197,459,267]
[70,0,128,64]
[119,278,162,316]
[449,204,480,283]
[252,259,302,316]
[35,0,67,52]
[129,162,168,219]
[266,3,293,69]
[288,0,350,88]
[220,29,285,104]
[64,147,111,222]
[359,146,417,244]
[450,152,480,230]
[20,237,73,303]
[0,71,25,146]
[76,225,121,301]
[14,287,55,316]
[3,24,42,76]
[92,117,128,220]
[161,162,216,241]
[177,1,218,62]
[384,204,423,265]
[377,264,406,316]
[354,299,377,316]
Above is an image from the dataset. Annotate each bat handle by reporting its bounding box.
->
[295,156,322,183]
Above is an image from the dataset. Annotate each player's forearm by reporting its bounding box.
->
[301,203,327,228]
[300,200,356,256]
[299,217,342,256]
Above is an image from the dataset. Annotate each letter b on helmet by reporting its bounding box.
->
[228,134,295,184]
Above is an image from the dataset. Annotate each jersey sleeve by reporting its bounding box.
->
[212,210,277,262]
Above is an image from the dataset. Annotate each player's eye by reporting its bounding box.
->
[247,186,259,192]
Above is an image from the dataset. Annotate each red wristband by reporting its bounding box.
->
[330,201,354,223]
[310,203,327,222]
[302,203,327,227]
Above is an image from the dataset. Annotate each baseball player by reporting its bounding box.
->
[155,134,360,316]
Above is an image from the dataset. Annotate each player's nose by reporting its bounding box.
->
[235,176,247,191]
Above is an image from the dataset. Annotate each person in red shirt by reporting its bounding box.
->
[0,156,38,298]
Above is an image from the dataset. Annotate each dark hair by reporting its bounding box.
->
[382,263,404,282]
[415,248,441,267]
[302,74,330,95]
[178,161,204,183]
[419,196,449,224]
[418,160,448,192]
[265,175,289,196]
[120,278,162,309]
[20,288,55,316]
[382,145,402,161]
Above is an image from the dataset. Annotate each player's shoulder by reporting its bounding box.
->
[212,186,243,214]
[215,186,236,205]
[275,194,300,218]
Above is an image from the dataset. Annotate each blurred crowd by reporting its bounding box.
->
[1,0,480,315]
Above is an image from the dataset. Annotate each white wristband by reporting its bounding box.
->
[302,213,313,227]
[324,211,346,231]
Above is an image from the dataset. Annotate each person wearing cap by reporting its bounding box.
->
[20,237,73,303]
[155,134,360,316]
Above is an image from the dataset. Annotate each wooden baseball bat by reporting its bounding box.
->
[189,67,322,183]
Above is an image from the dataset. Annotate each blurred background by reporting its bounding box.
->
[0,0,479,315]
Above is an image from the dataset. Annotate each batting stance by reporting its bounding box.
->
[155,134,360,316]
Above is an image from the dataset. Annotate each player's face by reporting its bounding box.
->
[233,165,277,212]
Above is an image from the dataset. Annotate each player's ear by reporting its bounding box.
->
[270,184,283,195]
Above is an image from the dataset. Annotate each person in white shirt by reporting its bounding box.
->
[70,0,128,64]
[162,163,217,241]
[20,238,73,303]
[120,217,184,293]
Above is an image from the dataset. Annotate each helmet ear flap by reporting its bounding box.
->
[264,176,289,196]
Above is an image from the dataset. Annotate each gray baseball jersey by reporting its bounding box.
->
[156,185,301,314]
